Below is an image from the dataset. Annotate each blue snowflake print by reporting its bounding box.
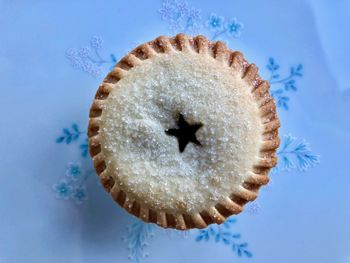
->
[267,57,303,110]
[158,1,243,41]
[206,14,243,41]
[207,13,224,32]
[66,36,117,78]
[247,201,260,215]
[54,123,93,205]
[71,186,88,205]
[196,217,252,258]
[158,0,201,33]
[65,162,83,181]
[52,180,72,200]
[53,161,92,205]
[185,7,201,32]
[274,134,320,173]
[66,48,102,77]
[158,0,187,28]
[225,18,243,38]
[90,35,103,49]
[124,221,156,263]
[56,123,83,144]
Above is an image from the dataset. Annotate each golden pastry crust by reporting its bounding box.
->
[88,34,280,230]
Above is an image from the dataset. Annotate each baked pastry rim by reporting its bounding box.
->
[88,34,280,230]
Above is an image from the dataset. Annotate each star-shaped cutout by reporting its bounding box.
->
[165,114,203,153]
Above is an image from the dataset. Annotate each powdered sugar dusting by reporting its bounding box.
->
[99,51,262,213]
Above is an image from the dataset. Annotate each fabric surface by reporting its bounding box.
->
[0,0,349,262]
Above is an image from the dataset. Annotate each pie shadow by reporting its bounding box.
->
[76,175,133,252]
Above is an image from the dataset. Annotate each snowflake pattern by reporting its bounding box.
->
[124,221,156,263]
[158,1,243,41]
[225,18,243,38]
[123,218,252,262]
[274,134,320,173]
[206,13,224,32]
[52,161,92,204]
[207,14,243,40]
[54,123,94,204]
[65,162,83,181]
[196,217,252,258]
[66,36,117,78]
[247,201,261,215]
[53,180,73,200]
[158,0,202,33]
[267,57,303,110]
[71,186,88,204]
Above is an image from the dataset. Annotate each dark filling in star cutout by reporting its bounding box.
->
[165,114,203,153]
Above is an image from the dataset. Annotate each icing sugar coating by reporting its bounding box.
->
[99,51,263,214]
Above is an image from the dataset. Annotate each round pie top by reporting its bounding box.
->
[88,34,280,229]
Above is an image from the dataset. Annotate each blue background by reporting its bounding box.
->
[1,0,350,262]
